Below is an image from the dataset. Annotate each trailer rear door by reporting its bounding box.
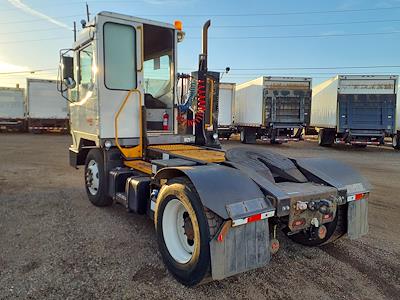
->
[264,80,311,125]
[338,94,395,131]
[218,84,234,126]
[338,78,396,132]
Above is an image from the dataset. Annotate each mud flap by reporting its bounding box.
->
[347,199,368,239]
[210,219,270,280]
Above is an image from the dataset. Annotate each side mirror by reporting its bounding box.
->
[62,56,74,80]
[61,56,76,90]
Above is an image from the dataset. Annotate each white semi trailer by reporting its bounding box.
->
[311,75,398,148]
[0,87,25,132]
[235,76,312,144]
[218,82,235,139]
[394,84,400,150]
[26,79,69,133]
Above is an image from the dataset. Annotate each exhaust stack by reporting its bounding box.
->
[199,20,211,71]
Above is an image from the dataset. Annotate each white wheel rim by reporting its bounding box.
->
[86,159,99,195]
[162,199,195,264]
[240,130,244,142]
[393,136,398,147]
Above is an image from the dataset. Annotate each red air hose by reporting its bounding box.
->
[178,79,206,126]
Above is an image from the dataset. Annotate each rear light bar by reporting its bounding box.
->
[347,192,368,202]
[232,210,275,227]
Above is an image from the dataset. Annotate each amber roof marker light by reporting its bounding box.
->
[174,20,183,31]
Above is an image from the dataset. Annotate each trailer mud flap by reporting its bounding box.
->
[210,219,270,280]
[347,199,368,239]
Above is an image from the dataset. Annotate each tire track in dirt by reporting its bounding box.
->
[321,242,400,300]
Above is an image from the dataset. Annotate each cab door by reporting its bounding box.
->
[97,15,144,142]
[69,41,98,139]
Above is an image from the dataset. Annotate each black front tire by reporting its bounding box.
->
[155,177,217,286]
[287,205,347,246]
[84,149,113,207]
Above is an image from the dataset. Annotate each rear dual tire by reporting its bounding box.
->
[240,127,257,144]
[155,177,221,286]
[393,134,400,150]
[318,129,335,147]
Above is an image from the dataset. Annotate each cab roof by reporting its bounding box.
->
[98,11,175,30]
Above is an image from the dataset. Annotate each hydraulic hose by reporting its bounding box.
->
[177,79,206,126]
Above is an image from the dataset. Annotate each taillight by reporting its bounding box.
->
[292,218,306,228]
[323,213,333,220]
[231,210,275,227]
[347,192,368,202]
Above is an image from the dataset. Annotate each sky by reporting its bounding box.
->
[0,0,400,88]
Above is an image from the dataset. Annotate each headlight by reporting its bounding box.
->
[104,140,112,149]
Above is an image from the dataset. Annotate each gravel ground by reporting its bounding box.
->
[0,133,399,299]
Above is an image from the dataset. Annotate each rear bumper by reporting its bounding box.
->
[261,136,300,142]
[218,126,236,134]
[270,123,305,129]
[336,129,386,145]
[335,139,382,146]
[28,118,69,132]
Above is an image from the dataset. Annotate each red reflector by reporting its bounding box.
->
[247,213,262,223]
[217,234,223,242]
[292,218,306,227]
[355,193,364,201]
[323,213,332,220]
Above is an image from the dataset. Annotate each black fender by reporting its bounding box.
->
[295,158,371,196]
[154,164,274,220]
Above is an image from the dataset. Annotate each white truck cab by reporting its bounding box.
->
[61,12,191,165]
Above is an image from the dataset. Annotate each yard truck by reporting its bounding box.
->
[0,86,25,132]
[235,76,312,144]
[58,11,369,286]
[26,78,69,133]
[311,75,398,148]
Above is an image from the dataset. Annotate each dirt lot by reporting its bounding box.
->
[0,134,399,299]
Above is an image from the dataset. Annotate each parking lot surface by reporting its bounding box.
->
[0,134,399,299]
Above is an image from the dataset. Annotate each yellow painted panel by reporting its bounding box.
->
[124,160,152,174]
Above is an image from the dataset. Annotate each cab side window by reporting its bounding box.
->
[79,44,93,85]
[77,44,94,101]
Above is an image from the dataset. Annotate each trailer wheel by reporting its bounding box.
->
[155,177,220,286]
[84,149,113,207]
[393,134,400,150]
[287,205,347,247]
[318,129,334,147]
[240,127,256,144]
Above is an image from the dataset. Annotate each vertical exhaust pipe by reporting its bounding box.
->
[199,20,211,71]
